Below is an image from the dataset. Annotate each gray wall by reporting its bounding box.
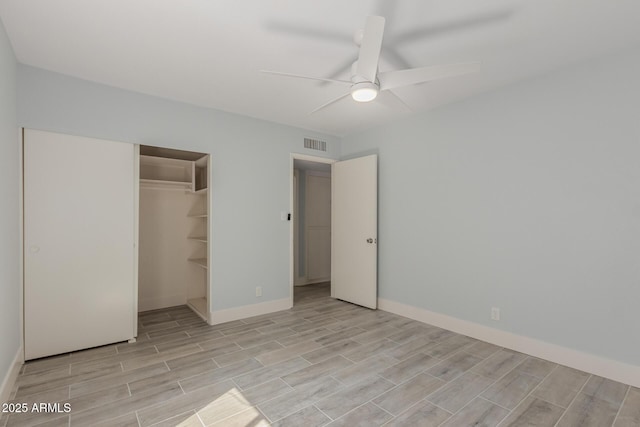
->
[342,47,640,366]
[0,18,19,388]
[17,65,340,312]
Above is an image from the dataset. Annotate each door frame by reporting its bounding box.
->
[289,153,336,307]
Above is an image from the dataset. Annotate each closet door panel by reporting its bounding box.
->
[24,129,135,360]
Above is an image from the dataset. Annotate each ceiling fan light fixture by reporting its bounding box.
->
[351,81,379,102]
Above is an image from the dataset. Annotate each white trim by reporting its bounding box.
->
[138,295,187,312]
[18,129,24,361]
[205,154,212,325]
[378,298,640,388]
[0,346,23,405]
[133,144,139,337]
[209,298,291,325]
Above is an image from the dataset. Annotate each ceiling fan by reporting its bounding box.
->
[261,15,480,114]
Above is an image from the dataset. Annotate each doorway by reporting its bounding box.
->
[290,154,335,306]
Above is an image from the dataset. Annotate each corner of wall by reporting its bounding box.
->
[0,346,23,405]
[209,298,291,325]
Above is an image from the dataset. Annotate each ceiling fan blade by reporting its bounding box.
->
[356,15,385,82]
[381,90,412,113]
[309,92,351,115]
[378,62,480,91]
[260,70,351,86]
[265,22,351,44]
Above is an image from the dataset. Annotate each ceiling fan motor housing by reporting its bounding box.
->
[351,81,379,102]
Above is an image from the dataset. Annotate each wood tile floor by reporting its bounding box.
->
[3,283,639,426]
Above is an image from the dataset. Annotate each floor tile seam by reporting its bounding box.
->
[552,373,592,427]
[70,406,138,426]
[326,399,393,425]
[311,403,335,423]
[611,385,631,426]
[379,366,439,387]
[193,410,206,427]
[434,347,475,363]
[493,358,563,427]
[385,396,453,427]
[327,374,347,387]
[209,392,288,426]
[229,378,245,392]
[250,383,303,419]
[247,406,271,427]
[15,374,100,400]
[477,394,514,412]
[465,346,504,360]
[425,361,477,385]
[252,393,297,424]
[22,359,74,376]
[145,410,197,427]
[214,343,284,362]
[174,364,240,390]
[471,353,528,386]
[443,393,504,424]
[425,366,504,417]
[422,395,458,418]
[370,400,396,418]
[466,396,509,425]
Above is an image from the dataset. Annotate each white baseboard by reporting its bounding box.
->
[138,295,186,312]
[378,298,640,388]
[1,346,23,405]
[210,298,291,325]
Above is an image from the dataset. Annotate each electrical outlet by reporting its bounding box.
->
[256,286,262,297]
[491,307,500,321]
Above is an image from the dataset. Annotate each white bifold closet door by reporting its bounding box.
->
[24,129,136,360]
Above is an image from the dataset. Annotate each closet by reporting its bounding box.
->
[138,146,210,322]
[23,131,211,360]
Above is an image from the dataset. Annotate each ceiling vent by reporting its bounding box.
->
[304,138,327,152]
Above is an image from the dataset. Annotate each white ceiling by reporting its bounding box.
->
[1,0,639,136]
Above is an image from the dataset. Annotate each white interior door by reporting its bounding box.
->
[24,129,136,360]
[331,155,377,308]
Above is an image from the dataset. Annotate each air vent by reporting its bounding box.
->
[304,138,327,152]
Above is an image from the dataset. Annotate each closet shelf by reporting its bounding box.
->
[188,213,208,218]
[194,188,208,195]
[140,179,192,190]
[187,236,207,242]
[188,258,208,269]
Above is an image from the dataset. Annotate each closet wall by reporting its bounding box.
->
[138,148,209,321]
